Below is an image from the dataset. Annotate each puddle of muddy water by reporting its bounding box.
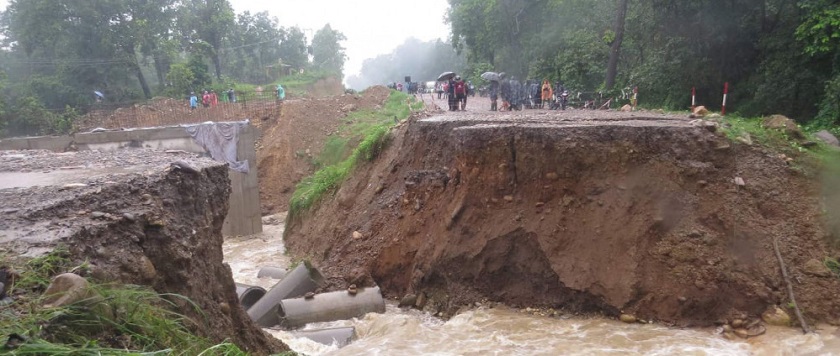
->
[223,214,840,356]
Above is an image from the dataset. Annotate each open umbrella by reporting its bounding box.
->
[480,72,501,82]
[437,71,456,82]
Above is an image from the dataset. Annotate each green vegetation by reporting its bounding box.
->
[446,0,840,133]
[825,257,840,277]
[0,249,248,355]
[289,90,422,218]
[0,1,348,138]
[719,114,836,159]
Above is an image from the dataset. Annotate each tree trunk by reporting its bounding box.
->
[128,47,152,98]
[212,50,223,80]
[605,0,629,90]
[135,62,152,99]
[153,50,168,91]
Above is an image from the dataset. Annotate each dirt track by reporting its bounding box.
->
[284,101,840,328]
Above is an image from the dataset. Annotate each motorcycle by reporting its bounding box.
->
[551,90,569,110]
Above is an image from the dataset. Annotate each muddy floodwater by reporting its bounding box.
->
[223,214,840,356]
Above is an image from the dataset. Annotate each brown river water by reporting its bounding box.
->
[223,215,840,356]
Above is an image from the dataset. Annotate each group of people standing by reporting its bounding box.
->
[440,76,470,111]
[189,89,237,110]
[488,75,566,111]
[187,84,286,110]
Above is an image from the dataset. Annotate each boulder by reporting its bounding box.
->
[43,273,92,308]
[692,106,709,116]
[761,306,792,326]
[399,294,418,308]
[815,130,839,147]
[736,133,753,145]
[620,104,633,112]
[803,258,832,278]
[762,115,805,140]
[619,314,636,323]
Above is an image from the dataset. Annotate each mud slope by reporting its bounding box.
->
[0,150,285,354]
[256,86,391,213]
[285,110,840,327]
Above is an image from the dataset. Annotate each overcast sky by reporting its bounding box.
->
[231,0,452,80]
[0,0,452,80]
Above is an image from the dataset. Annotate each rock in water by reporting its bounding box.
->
[43,273,91,308]
[815,130,839,147]
[761,306,792,326]
[619,314,636,323]
[399,294,418,308]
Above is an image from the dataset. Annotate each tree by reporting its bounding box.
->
[279,26,309,72]
[224,11,284,82]
[311,24,347,76]
[605,0,629,90]
[179,0,235,80]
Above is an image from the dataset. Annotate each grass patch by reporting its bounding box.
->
[1,249,248,355]
[718,115,840,169]
[288,90,421,218]
[315,135,351,168]
[825,257,840,277]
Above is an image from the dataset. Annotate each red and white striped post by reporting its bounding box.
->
[691,87,696,110]
[722,82,729,115]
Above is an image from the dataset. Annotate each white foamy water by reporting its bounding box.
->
[224,214,840,356]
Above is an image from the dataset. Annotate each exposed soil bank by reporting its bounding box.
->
[256,86,392,213]
[0,149,286,354]
[285,110,840,327]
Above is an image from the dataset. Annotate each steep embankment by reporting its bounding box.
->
[284,110,840,327]
[0,150,285,354]
[256,86,392,213]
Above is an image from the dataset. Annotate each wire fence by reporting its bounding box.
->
[76,91,283,131]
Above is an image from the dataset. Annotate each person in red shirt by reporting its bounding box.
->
[202,91,211,108]
[210,90,219,107]
[454,76,467,111]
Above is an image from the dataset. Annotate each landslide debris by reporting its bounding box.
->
[284,108,840,328]
[0,149,286,354]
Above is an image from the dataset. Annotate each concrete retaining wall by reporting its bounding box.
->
[0,123,262,237]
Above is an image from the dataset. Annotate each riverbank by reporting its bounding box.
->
[283,102,840,329]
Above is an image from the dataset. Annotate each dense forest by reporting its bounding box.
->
[0,0,347,137]
[447,0,840,129]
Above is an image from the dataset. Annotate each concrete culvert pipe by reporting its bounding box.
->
[257,266,288,279]
[235,283,266,311]
[247,262,325,327]
[277,286,386,328]
[293,327,356,347]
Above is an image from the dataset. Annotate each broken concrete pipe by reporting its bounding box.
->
[277,286,386,328]
[257,266,288,280]
[235,283,267,311]
[292,327,356,348]
[247,262,326,327]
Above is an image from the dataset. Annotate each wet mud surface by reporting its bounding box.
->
[285,104,840,328]
[0,148,286,354]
